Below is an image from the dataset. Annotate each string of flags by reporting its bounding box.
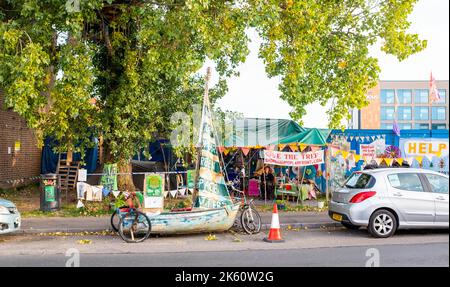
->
[218,144,324,155]
[329,146,443,167]
[330,134,385,142]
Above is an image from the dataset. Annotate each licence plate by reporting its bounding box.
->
[332,213,343,221]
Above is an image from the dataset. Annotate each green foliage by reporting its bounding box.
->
[250,0,426,128]
[0,0,425,162]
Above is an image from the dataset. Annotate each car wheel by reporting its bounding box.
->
[342,222,360,230]
[368,209,397,238]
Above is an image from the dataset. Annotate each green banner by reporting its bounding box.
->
[187,170,196,189]
[101,163,118,191]
[145,174,164,197]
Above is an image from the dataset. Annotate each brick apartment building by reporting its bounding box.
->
[0,91,42,189]
[350,80,449,130]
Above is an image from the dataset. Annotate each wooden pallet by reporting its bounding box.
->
[57,158,80,200]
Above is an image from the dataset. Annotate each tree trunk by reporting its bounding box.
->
[117,159,135,192]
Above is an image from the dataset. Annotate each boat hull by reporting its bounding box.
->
[145,203,240,235]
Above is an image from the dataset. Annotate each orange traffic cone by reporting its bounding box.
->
[263,203,285,243]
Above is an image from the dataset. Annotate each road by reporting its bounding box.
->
[0,227,448,267]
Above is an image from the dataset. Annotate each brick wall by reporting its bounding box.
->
[0,91,42,189]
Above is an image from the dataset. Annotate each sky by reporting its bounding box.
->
[204,0,449,128]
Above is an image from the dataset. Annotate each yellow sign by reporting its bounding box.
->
[14,141,21,152]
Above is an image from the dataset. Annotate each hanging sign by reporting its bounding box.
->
[399,138,449,159]
[263,150,324,167]
[360,144,376,160]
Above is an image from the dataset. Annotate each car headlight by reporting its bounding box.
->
[0,206,10,215]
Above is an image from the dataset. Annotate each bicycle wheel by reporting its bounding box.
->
[110,209,119,232]
[240,207,262,234]
[118,210,151,243]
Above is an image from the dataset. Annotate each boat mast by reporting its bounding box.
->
[192,67,212,206]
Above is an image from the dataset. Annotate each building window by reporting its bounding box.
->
[415,89,429,104]
[397,89,412,104]
[414,107,429,121]
[434,89,447,104]
[398,123,412,130]
[397,107,412,120]
[380,107,395,120]
[414,123,429,130]
[431,107,446,120]
[432,124,447,130]
[380,89,395,104]
[380,123,393,129]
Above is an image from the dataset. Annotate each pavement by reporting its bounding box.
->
[19,211,338,234]
[0,227,448,267]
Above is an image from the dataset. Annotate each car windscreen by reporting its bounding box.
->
[344,173,375,189]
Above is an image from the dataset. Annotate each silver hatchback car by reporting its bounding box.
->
[329,168,449,238]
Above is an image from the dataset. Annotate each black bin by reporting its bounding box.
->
[40,174,60,211]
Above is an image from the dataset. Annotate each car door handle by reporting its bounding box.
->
[393,192,403,197]
[435,196,446,201]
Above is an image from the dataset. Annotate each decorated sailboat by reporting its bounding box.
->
[146,68,240,234]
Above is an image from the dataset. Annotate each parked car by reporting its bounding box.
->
[329,168,449,238]
[0,198,21,235]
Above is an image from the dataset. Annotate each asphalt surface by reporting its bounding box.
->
[0,227,448,267]
[1,242,448,267]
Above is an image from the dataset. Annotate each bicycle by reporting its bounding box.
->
[110,191,144,232]
[228,183,262,234]
[110,192,151,243]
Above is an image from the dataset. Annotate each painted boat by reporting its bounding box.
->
[139,68,239,235]
[145,203,240,235]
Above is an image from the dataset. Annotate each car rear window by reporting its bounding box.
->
[344,172,376,189]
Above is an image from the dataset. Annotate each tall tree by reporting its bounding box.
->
[1,0,425,189]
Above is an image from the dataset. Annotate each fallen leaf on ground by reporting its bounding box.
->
[77,239,92,245]
[204,234,217,241]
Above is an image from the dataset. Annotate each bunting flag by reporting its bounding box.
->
[299,144,308,151]
[395,158,404,166]
[354,154,361,162]
[278,144,287,151]
[341,150,349,159]
[163,190,169,198]
[169,189,178,198]
[266,145,275,151]
[424,154,435,162]
[178,188,186,196]
[415,156,423,165]
[223,148,230,156]
[218,146,225,153]
[350,136,354,141]
[373,158,383,166]
[404,157,414,165]
[76,200,84,209]
[241,147,250,156]
[289,144,298,151]
[384,158,394,166]
[112,191,120,198]
[371,136,375,141]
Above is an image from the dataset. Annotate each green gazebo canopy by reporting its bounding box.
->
[277,128,331,146]
[222,118,330,147]
[222,118,305,147]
